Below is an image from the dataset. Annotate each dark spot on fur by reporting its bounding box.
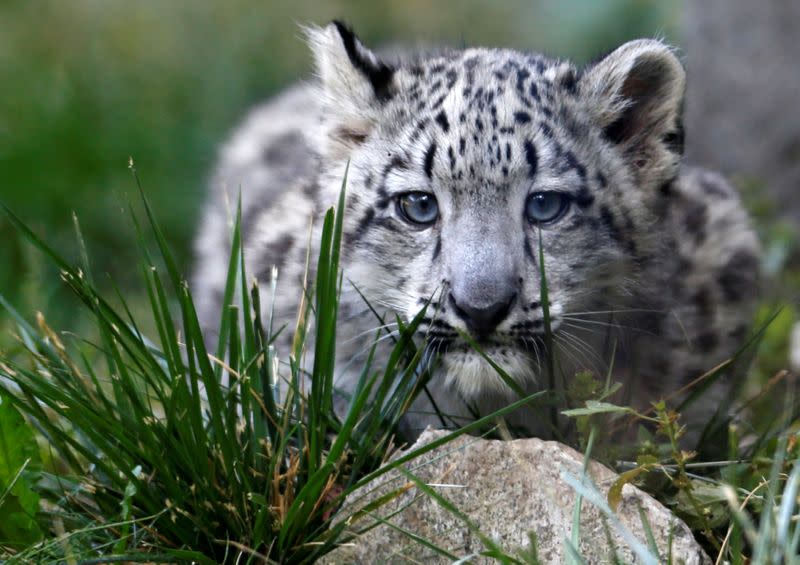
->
[257,233,294,274]
[695,331,719,350]
[599,205,636,255]
[435,110,450,133]
[560,69,577,93]
[514,111,531,124]
[523,236,536,263]
[512,320,542,331]
[266,234,294,259]
[432,235,441,260]
[523,139,538,178]
[381,155,410,189]
[346,207,376,245]
[212,288,225,310]
[684,201,708,244]
[529,82,540,102]
[718,250,759,302]
[700,174,733,198]
[423,142,437,179]
[409,124,427,144]
[367,215,399,235]
[262,131,307,165]
[648,351,673,374]
[728,324,749,342]
[691,286,714,317]
[575,185,595,208]
[431,93,448,110]
[563,151,587,179]
[663,124,685,155]
[603,116,628,145]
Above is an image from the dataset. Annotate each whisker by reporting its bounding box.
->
[551,334,590,377]
[341,322,401,345]
[335,329,407,378]
[339,303,392,322]
[554,331,605,376]
[560,317,656,338]
[558,328,604,363]
[559,321,616,341]
[521,335,543,373]
[372,299,408,311]
[562,308,663,317]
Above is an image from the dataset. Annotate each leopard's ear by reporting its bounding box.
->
[306,21,396,157]
[580,40,685,183]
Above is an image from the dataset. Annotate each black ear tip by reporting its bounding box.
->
[330,19,362,64]
[327,19,395,102]
[331,20,354,40]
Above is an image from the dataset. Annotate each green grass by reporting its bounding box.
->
[0,167,444,562]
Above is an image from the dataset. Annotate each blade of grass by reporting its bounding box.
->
[569,425,596,565]
[537,228,558,434]
[561,470,658,565]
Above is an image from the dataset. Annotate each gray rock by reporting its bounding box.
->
[323,429,709,564]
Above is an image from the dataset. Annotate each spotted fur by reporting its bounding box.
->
[192,23,760,440]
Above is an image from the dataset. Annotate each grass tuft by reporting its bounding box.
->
[0,169,435,563]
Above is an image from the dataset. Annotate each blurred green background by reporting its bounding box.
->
[0,0,683,331]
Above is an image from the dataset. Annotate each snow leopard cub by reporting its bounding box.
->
[192,22,760,441]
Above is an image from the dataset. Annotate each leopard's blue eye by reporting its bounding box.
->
[525,192,570,224]
[398,192,439,225]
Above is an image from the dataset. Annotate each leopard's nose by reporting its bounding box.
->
[449,291,517,338]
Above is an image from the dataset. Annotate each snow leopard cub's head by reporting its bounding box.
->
[308,22,686,397]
